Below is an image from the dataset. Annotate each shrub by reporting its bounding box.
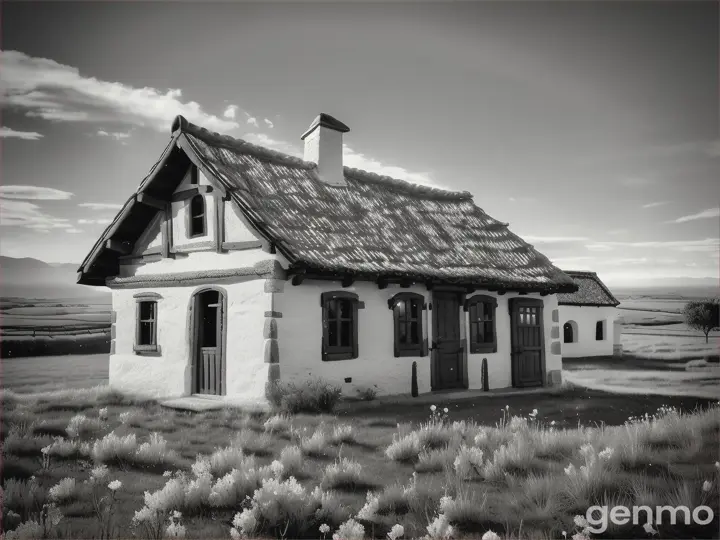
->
[301,429,329,457]
[330,424,356,446]
[453,445,485,479]
[267,378,342,414]
[208,466,271,508]
[333,518,365,540]
[232,430,273,457]
[66,414,103,439]
[263,414,292,435]
[48,478,77,504]
[135,433,177,466]
[386,432,421,463]
[356,387,378,401]
[207,446,250,477]
[1,477,46,521]
[321,458,371,491]
[279,445,304,477]
[415,447,456,474]
[42,437,82,460]
[91,432,138,465]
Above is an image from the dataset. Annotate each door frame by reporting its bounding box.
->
[188,286,228,396]
[509,297,546,388]
[430,288,468,391]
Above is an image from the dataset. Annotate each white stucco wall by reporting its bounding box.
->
[119,248,270,277]
[277,281,563,397]
[109,278,269,401]
[225,202,259,243]
[465,293,561,390]
[558,305,618,357]
[132,213,163,255]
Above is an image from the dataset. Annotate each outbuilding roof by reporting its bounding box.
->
[78,115,578,294]
[557,271,620,306]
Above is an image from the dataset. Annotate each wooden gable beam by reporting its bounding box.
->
[171,185,214,202]
[105,239,132,255]
[136,193,165,211]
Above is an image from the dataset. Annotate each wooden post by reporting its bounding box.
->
[482,358,489,391]
[411,361,419,397]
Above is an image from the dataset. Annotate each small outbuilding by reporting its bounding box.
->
[557,271,621,358]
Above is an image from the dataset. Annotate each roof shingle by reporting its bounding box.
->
[557,271,619,306]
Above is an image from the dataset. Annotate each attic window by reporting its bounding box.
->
[464,295,497,353]
[321,291,363,361]
[388,292,426,357]
[188,195,206,237]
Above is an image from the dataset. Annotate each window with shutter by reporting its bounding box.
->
[464,295,497,353]
[388,292,426,357]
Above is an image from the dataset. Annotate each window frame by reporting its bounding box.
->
[321,291,364,361]
[187,194,207,238]
[387,292,427,358]
[134,293,161,355]
[464,294,498,354]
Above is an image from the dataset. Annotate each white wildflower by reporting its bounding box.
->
[573,515,589,529]
[702,480,713,492]
[320,523,331,534]
[643,522,658,536]
[482,531,501,540]
[430,405,437,412]
[108,480,122,491]
[598,447,615,461]
[333,518,365,540]
[443,408,449,413]
[90,464,109,482]
[98,407,109,421]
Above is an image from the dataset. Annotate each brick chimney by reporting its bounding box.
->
[300,113,350,187]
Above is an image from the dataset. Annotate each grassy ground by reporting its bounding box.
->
[2,385,718,540]
[2,355,109,394]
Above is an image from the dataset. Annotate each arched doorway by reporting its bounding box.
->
[563,321,578,344]
[189,287,227,395]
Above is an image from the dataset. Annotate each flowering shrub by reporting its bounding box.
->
[4,503,63,540]
[333,518,365,540]
[208,466,267,508]
[415,447,456,473]
[428,405,450,426]
[43,437,81,460]
[207,446,249,477]
[135,433,176,466]
[48,477,77,503]
[267,378,343,414]
[165,511,186,538]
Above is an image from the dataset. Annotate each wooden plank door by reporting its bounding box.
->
[509,298,545,388]
[432,291,464,390]
[193,290,224,395]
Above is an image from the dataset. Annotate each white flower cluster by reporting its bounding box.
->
[453,445,484,479]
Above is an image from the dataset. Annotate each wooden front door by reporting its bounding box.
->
[192,289,225,395]
[432,291,464,390]
[509,298,545,388]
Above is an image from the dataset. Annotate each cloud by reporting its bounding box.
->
[246,116,259,127]
[585,238,719,253]
[97,130,130,141]
[342,145,439,188]
[223,105,238,119]
[642,201,668,209]
[243,132,300,156]
[667,207,720,224]
[618,176,655,188]
[1,50,239,133]
[78,202,122,210]
[263,118,274,128]
[550,256,595,268]
[0,199,72,230]
[0,126,43,140]
[77,218,112,225]
[0,185,73,200]
[521,236,589,244]
[65,228,83,234]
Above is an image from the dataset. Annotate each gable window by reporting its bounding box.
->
[388,292,426,357]
[464,295,497,353]
[321,291,364,361]
[595,320,604,341]
[134,293,161,355]
[188,194,206,237]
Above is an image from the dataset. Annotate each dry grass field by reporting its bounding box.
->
[1,380,719,540]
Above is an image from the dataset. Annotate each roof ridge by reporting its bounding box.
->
[172,115,474,201]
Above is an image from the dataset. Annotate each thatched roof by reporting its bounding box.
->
[557,271,619,306]
[79,115,578,293]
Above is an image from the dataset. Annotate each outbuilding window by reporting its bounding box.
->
[464,295,497,353]
[188,195,206,237]
[563,321,578,343]
[134,294,160,355]
[388,292,426,357]
[595,320,604,341]
[321,291,364,361]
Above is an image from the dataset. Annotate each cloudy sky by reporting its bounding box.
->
[1,1,718,286]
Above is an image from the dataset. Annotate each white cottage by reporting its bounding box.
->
[78,113,579,403]
[557,271,621,358]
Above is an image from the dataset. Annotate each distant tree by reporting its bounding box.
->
[684,299,720,343]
